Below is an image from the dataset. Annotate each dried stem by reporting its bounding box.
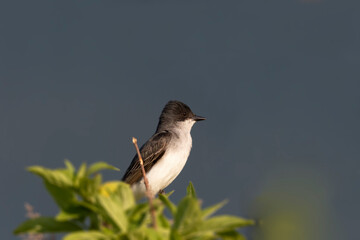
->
[22,203,51,240]
[132,137,157,229]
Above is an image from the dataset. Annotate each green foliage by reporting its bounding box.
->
[14,160,254,239]
[14,217,82,234]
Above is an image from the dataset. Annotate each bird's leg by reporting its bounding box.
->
[158,189,165,195]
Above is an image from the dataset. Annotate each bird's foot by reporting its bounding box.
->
[158,189,165,195]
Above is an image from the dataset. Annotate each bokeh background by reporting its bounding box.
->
[1,1,359,239]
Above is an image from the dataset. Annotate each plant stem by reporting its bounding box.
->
[132,137,157,229]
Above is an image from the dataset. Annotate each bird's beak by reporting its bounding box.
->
[193,115,206,121]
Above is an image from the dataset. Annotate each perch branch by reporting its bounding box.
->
[132,137,157,229]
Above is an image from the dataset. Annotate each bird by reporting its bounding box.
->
[122,100,205,199]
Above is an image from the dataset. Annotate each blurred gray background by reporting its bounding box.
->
[1,0,359,239]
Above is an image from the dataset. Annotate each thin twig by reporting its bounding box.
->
[22,203,56,240]
[132,137,157,229]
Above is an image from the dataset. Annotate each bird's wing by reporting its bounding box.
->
[122,131,172,185]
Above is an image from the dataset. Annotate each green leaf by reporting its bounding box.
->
[157,214,171,229]
[75,163,87,187]
[99,181,135,210]
[87,161,120,175]
[116,181,135,211]
[77,200,100,212]
[186,181,197,198]
[200,215,255,232]
[89,213,100,230]
[64,159,75,176]
[79,174,103,202]
[13,217,81,234]
[127,203,149,229]
[173,197,201,231]
[159,193,177,217]
[142,228,169,240]
[165,190,175,197]
[202,200,228,219]
[63,231,110,240]
[79,177,100,201]
[44,181,76,210]
[94,173,102,188]
[28,166,73,187]
[56,210,83,222]
[126,228,169,240]
[96,194,128,232]
[24,161,255,240]
[216,230,246,240]
[169,230,183,240]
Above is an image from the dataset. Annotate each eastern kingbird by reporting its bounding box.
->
[122,100,205,199]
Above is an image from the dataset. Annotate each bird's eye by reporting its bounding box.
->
[183,112,187,117]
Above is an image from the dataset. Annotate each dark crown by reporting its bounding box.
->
[160,100,195,122]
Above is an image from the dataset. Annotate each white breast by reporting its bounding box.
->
[132,119,195,199]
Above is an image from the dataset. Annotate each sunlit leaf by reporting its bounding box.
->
[13,217,81,234]
[169,230,183,240]
[44,181,76,210]
[79,176,102,201]
[94,173,102,188]
[87,162,120,175]
[116,181,135,211]
[157,214,170,229]
[216,230,246,240]
[128,203,149,228]
[165,190,175,197]
[99,181,120,197]
[200,215,255,232]
[63,231,110,240]
[142,228,169,240]
[202,200,228,219]
[173,197,201,232]
[64,159,75,176]
[75,163,87,187]
[76,200,99,212]
[28,166,73,187]
[159,194,177,217]
[96,195,128,232]
[18,161,255,239]
[56,210,82,221]
[125,228,169,240]
[186,181,197,199]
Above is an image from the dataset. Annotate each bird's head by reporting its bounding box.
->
[157,100,205,132]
